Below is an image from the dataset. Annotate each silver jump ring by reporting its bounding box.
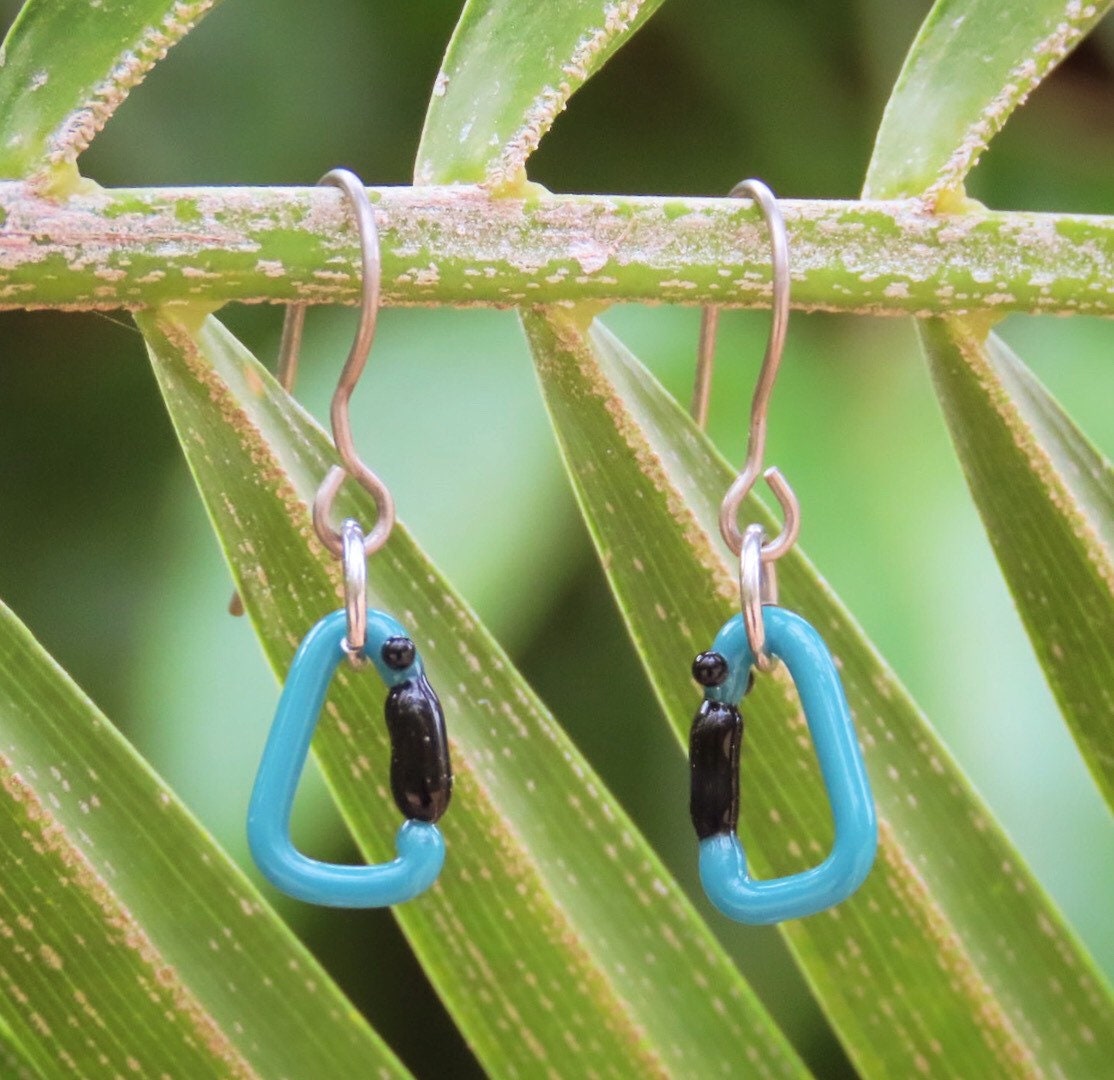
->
[341,517,369,667]
[740,524,778,672]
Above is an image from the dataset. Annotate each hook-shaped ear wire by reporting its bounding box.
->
[230,169,393,617]
[691,179,800,564]
[282,169,396,559]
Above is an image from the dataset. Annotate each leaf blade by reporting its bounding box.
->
[0,597,410,1079]
[522,306,1114,1077]
[918,319,1114,807]
[415,0,666,187]
[864,0,1114,811]
[138,308,809,1080]
[0,0,219,181]
[864,0,1112,200]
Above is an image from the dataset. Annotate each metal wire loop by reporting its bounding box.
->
[314,463,392,559]
[340,518,369,668]
[691,179,801,562]
[739,524,778,672]
[226,181,390,615]
[282,168,396,559]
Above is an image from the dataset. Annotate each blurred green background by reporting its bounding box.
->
[1,1,1112,1075]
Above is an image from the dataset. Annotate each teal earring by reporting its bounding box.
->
[688,179,876,924]
[246,169,451,907]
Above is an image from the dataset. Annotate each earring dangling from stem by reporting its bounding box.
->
[246,169,451,908]
[688,179,876,925]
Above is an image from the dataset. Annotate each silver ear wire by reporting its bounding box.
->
[229,168,394,618]
[303,168,395,558]
[691,179,800,567]
[693,179,800,665]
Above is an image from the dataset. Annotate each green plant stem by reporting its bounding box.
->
[2,181,1112,315]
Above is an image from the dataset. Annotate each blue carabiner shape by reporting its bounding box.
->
[690,606,876,923]
[248,608,451,907]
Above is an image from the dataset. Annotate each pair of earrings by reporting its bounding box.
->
[245,170,877,924]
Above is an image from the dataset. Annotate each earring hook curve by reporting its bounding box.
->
[279,168,396,559]
[229,169,394,616]
[691,179,800,563]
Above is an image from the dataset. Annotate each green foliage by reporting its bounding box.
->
[920,322,1114,807]
[867,0,1114,810]
[0,0,219,183]
[416,0,665,187]
[865,0,1114,202]
[0,595,408,1078]
[0,0,1112,1076]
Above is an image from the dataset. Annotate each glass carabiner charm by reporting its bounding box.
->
[690,602,876,924]
[248,604,451,907]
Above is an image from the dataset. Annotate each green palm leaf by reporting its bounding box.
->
[416,0,666,188]
[0,595,409,1078]
[0,0,220,183]
[864,0,1113,202]
[867,0,1114,808]
[918,320,1114,806]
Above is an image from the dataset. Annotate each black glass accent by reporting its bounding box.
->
[688,699,743,840]
[691,650,729,687]
[384,674,452,822]
[381,636,416,670]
